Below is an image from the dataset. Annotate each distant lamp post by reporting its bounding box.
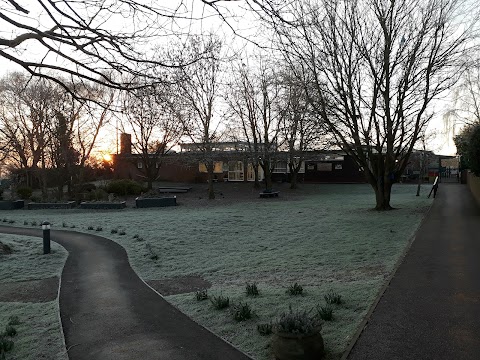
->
[42,221,51,254]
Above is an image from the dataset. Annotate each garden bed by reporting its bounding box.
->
[136,197,177,208]
[27,201,75,210]
[0,200,24,210]
[79,201,126,209]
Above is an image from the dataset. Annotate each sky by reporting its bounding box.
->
[0,0,471,157]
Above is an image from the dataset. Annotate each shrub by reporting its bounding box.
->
[286,283,304,296]
[62,222,67,228]
[30,221,37,226]
[0,336,14,354]
[111,228,118,234]
[275,307,321,335]
[118,230,126,236]
[2,219,6,223]
[105,179,145,196]
[317,305,334,321]
[210,295,230,310]
[96,226,103,232]
[132,234,139,239]
[87,226,94,230]
[246,282,259,297]
[23,221,28,225]
[70,225,76,229]
[257,323,273,336]
[195,289,209,301]
[16,186,32,199]
[232,303,254,321]
[7,220,14,224]
[88,188,108,201]
[324,291,343,305]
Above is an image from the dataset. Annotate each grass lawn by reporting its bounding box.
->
[0,234,68,360]
[0,184,432,359]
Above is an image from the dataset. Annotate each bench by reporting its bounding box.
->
[259,191,280,198]
[157,187,192,193]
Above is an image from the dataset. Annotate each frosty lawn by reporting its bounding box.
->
[1,184,432,359]
[0,234,68,360]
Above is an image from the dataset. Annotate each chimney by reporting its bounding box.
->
[120,133,132,155]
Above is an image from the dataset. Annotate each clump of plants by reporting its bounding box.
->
[195,289,209,301]
[317,305,334,321]
[2,218,7,223]
[105,179,145,196]
[132,234,139,239]
[324,291,343,305]
[0,242,12,255]
[96,226,103,232]
[210,295,230,310]
[7,220,14,224]
[16,186,32,199]
[62,222,67,228]
[23,220,28,225]
[145,243,158,260]
[246,282,259,297]
[257,323,273,336]
[286,282,304,296]
[70,225,76,229]
[111,228,118,234]
[232,303,254,321]
[275,307,321,335]
[118,230,126,236]
[87,226,94,230]
[0,316,19,359]
[30,221,37,226]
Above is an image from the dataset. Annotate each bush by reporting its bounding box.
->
[210,295,230,310]
[286,283,304,296]
[246,282,259,297]
[195,289,209,301]
[16,186,32,199]
[105,179,145,196]
[7,317,20,326]
[275,307,321,335]
[324,291,343,305]
[88,188,108,201]
[87,226,94,230]
[317,305,334,321]
[257,323,273,336]
[232,303,254,321]
[96,226,103,232]
[3,325,16,337]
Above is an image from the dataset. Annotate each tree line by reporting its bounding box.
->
[0,0,478,209]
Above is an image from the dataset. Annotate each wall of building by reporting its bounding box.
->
[467,171,480,205]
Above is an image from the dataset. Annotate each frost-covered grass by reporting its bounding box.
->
[0,302,67,360]
[0,234,68,360]
[0,234,67,282]
[0,184,432,359]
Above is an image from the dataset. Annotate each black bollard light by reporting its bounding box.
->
[42,221,51,254]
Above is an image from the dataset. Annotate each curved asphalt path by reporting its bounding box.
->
[347,183,480,360]
[0,226,251,360]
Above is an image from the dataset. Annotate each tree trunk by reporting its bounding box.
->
[373,180,393,210]
[253,164,260,189]
[290,171,298,189]
[264,162,273,191]
[207,164,215,200]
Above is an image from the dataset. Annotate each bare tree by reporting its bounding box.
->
[248,0,478,209]
[227,57,283,191]
[122,81,183,190]
[0,1,230,97]
[173,34,224,199]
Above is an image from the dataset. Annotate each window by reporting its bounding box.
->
[273,161,288,173]
[228,161,244,181]
[137,162,143,169]
[317,162,332,171]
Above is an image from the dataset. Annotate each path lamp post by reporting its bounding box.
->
[42,221,51,254]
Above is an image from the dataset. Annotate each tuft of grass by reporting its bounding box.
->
[276,307,321,335]
[23,220,28,225]
[257,323,273,336]
[7,220,14,224]
[325,291,343,305]
[30,221,37,226]
[317,305,334,321]
[3,325,17,337]
[111,228,118,234]
[96,226,103,231]
[7,317,20,326]
[132,234,139,239]
[210,295,230,310]
[246,282,259,297]
[119,230,126,236]
[232,303,254,322]
[0,336,14,353]
[70,225,76,229]
[62,222,67,228]
[87,226,94,230]
[286,282,304,296]
[2,218,7,222]
[195,289,209,301]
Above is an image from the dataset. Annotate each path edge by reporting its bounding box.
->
[340,199,435,360]
[140,278,255,360]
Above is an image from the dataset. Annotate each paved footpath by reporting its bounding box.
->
[348,183,480,360]
[0,226,251,360]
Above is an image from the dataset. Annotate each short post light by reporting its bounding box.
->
[42,221,51,254]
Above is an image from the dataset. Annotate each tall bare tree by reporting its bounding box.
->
[248,0,478,209]
[122,81,183,190]
[173,34,224,199]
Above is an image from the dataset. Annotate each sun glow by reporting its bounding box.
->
[102,153,113,162]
